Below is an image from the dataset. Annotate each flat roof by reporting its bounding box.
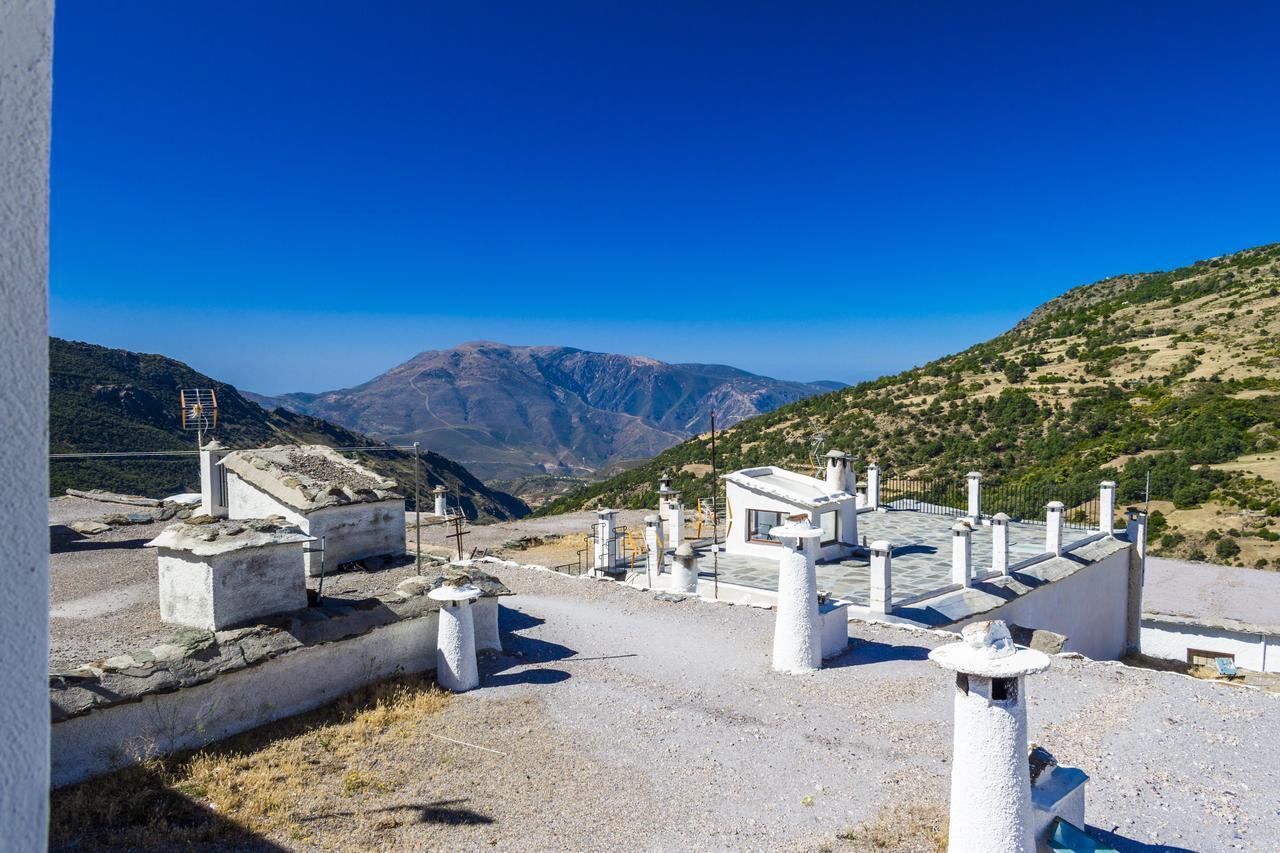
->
[1143,557,1280,635]
[724,466,850,508]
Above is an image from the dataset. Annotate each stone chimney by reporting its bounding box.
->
[199,439,229,518]
[770,516,824,673]
[869,540,893,614]
[930,620,1050,853]
[1045,501,1065,555]
[428,576,483,692]
[952,520,973,587]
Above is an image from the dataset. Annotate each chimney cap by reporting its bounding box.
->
[966,471,982,479]
[202,439,226,451]
[992,512,1011,523]
[928,619,1051,678]
[952,520,973,534]
[769,517,823,540]
[674,543,694,559]
[1046,500,1065,510]
[644,514,660,524]
[870,539,892,553]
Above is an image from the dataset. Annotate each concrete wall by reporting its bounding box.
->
[724,481,851,562]
[1141,621,1276,673]
[955,547,1132,661]
[0,1,53,846]
[226,474,405,574]
[158,543,309,630]
[52,610,440,787]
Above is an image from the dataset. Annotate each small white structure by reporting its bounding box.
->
[660,479,685,547]
[869,540,892,614]
[1141,557,1280,673]
[433,485,448,518]
[866,462,881,508]
[592,508,618,573]
[644,513,666,580]
[1099,481,1117,535]
[991,513,1011,575]
[429,577,482,692]
[724,465,856,562]
[671,542,700,594]
[966,471,982,523]
[1028,746,1089,849]
[147,516,313,630]
[952,520,973,587]
[770,516,823,674]
[199,439,229,518]
[1044,501,1064,555]
[218,444,406,576]
[930,620,1050,853]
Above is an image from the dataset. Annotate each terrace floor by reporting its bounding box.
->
[649,505,1082,607]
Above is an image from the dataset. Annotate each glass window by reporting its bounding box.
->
[747,509,784,543]
[820,510,838,545]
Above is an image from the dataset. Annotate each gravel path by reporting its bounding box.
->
[301,564,1280,851]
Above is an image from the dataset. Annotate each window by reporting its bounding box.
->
[1188,649,1233,667]
[747,509,785,543]
[820,510,838,545]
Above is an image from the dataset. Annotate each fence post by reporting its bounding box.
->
[870,540,893,614]
[952,521,973,587]
[866,463,881,509]
[966,471,982,523]
[991,512,1010,575]
[1099,481,1117,535]
[1045,501,1064,555]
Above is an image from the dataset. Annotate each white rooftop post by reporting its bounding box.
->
[1099,481,1117,535]
[966,471,982,523]
[428,578,483,692]
[952,520,973,587]
[664,488,685,548]
[433,485,448,518]
[930,621,1050,853]
[1045,501,1065,555]
[1124,508,1148,655]
[869,540,893,614]
[593,508,618,574]
[866,462,881,508]
[199,439,230,518]
[855,480,868,509]
[991,513,1011,576]
[770,517,824,673]
[671,542,700,594]
[825,449,848,492]
[644,513,665,586]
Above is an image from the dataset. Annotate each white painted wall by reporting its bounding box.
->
[724,480,852,562]
[1141,621,1276,673]
[157,543,309,630]
[0,1,53,845]
[51,610,440,787]
[226,474,405,574]
[954,549,1131,661]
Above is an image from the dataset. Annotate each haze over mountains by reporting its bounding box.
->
[248,341,841,482]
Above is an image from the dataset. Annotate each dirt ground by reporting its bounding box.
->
[51,558,1280,852]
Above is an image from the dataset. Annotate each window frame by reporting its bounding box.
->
[1187,648,1234,667]
[819,509,838,546]
[746,509,785,544]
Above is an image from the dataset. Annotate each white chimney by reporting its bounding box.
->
[991,512,1011,575]
[644,513,665,585]
[198,439,229,518]
[966,471,982,523]
[1099,481,1117,536]
[866,462,881,508]
[825,450,848,492]
[671,543,699,594]
[428,580,482,693]
[952,520,973,587]
[664,489,684,548]
[593,508,617,573]
[770,517,823,674]
[869,539,893,614]
[1045,501,1065,555]
[433,485,448,518]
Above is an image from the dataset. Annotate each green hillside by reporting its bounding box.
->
[538,243,1280,569]
[49,338,529,522]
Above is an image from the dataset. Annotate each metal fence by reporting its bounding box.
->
[881,473,1101,530]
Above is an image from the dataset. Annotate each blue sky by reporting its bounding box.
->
[51,2,1280,393]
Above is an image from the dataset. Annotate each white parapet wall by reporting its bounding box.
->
[1140,619,1277,673]
[0,0,54,844]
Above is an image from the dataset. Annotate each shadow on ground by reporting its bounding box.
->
[49,525,153,554]
[300,799,494,827]
[824,638,933,669]
[1091,826,1197,852]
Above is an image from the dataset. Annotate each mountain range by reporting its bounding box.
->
[247,341,841,482]
[539,243,1280,570]
[49,338,529,522]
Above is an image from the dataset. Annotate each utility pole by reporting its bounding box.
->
[414,442,422,573]
[447,513,469,561]
[711,409,719,599]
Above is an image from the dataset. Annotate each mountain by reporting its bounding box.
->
[538,243,1280,569]
[249,342,840,482]
[49,338,529,522]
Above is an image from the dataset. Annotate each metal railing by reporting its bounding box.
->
[881,472,1101,530]
[881,475,966,517]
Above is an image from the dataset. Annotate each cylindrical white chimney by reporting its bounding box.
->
[428,580,483,692]
[433,485,448,518]
[1099,481,1117,536]
[991,513,1010,575]
[866,463,881,509]
[966,471,982,522]
[869,539,893,614]
[199,439,229,518]
[1045,501,1065,555]
[770,517,824,674]
[671,543,699,594]
[593,508,617,572]
[952,520,973,587]
[644,513,665,584]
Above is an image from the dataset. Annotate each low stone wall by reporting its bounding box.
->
[49,568,512,788]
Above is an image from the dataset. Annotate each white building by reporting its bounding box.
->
[217,444,406,576]
[1140,557,1279,673]
[723,464,856,562]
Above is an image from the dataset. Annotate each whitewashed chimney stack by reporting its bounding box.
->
[671,542,699,594]
[952,521,973,587]
[593,508,617,573]
[433,485,448,518]
[966,471,982,523]
[428,579,483,692]
[869,539,893,614]
[770,517,823,673]
[1045,501,1064,555]
[991,512,1010,575]
[866,462,881,508]
[1099,481,1117,536]
[198,439,229,518]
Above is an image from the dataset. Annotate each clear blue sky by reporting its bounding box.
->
[51,2,1280,393]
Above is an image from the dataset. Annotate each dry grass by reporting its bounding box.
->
[50,675,451,850]
[833,801,948,851]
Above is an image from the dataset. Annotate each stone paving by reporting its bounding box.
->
[644,506,1090,607]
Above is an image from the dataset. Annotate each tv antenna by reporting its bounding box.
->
[809,432,827,478]
[180,389,219,447]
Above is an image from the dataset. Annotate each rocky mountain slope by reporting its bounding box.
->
[540,243,1280,569]
[249,341,839,482]
[50,338,528,522]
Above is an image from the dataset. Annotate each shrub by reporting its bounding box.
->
[1215,538,1241,559]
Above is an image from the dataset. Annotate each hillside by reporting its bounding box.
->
[249,341,839,483]
[49,338,529,522]
[539,243,1280,569]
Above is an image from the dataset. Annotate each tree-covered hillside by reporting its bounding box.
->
[50,338,529,522]
[538,244,1280,568]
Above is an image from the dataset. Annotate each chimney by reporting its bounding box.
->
[428,578,483,692]
[966,471,982,523]
[671,543,699,594]
[664,488,684,548]
[825,450,848,492]
[199,439,229,518]
[770,516,823,673]
[930,620,1050,852]
[991,513,1011,575]
[1099,481,1117,536]
[952,520,973,587]
[869,540,893,614]
[644,513,665,586]
[1045,501,1065,555]
[866,462,881,509]
[433,485,448,518]
[593,508,618,573]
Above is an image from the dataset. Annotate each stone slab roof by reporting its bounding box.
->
[724,466,851,509]
[1143,556,1280,636]
[894,534,1131,628]
[145,515,313,556]
[220,444,402,512]
[49,566,511,722]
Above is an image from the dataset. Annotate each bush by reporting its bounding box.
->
[1160,532,1185,548]
[1215,538,1241,559]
